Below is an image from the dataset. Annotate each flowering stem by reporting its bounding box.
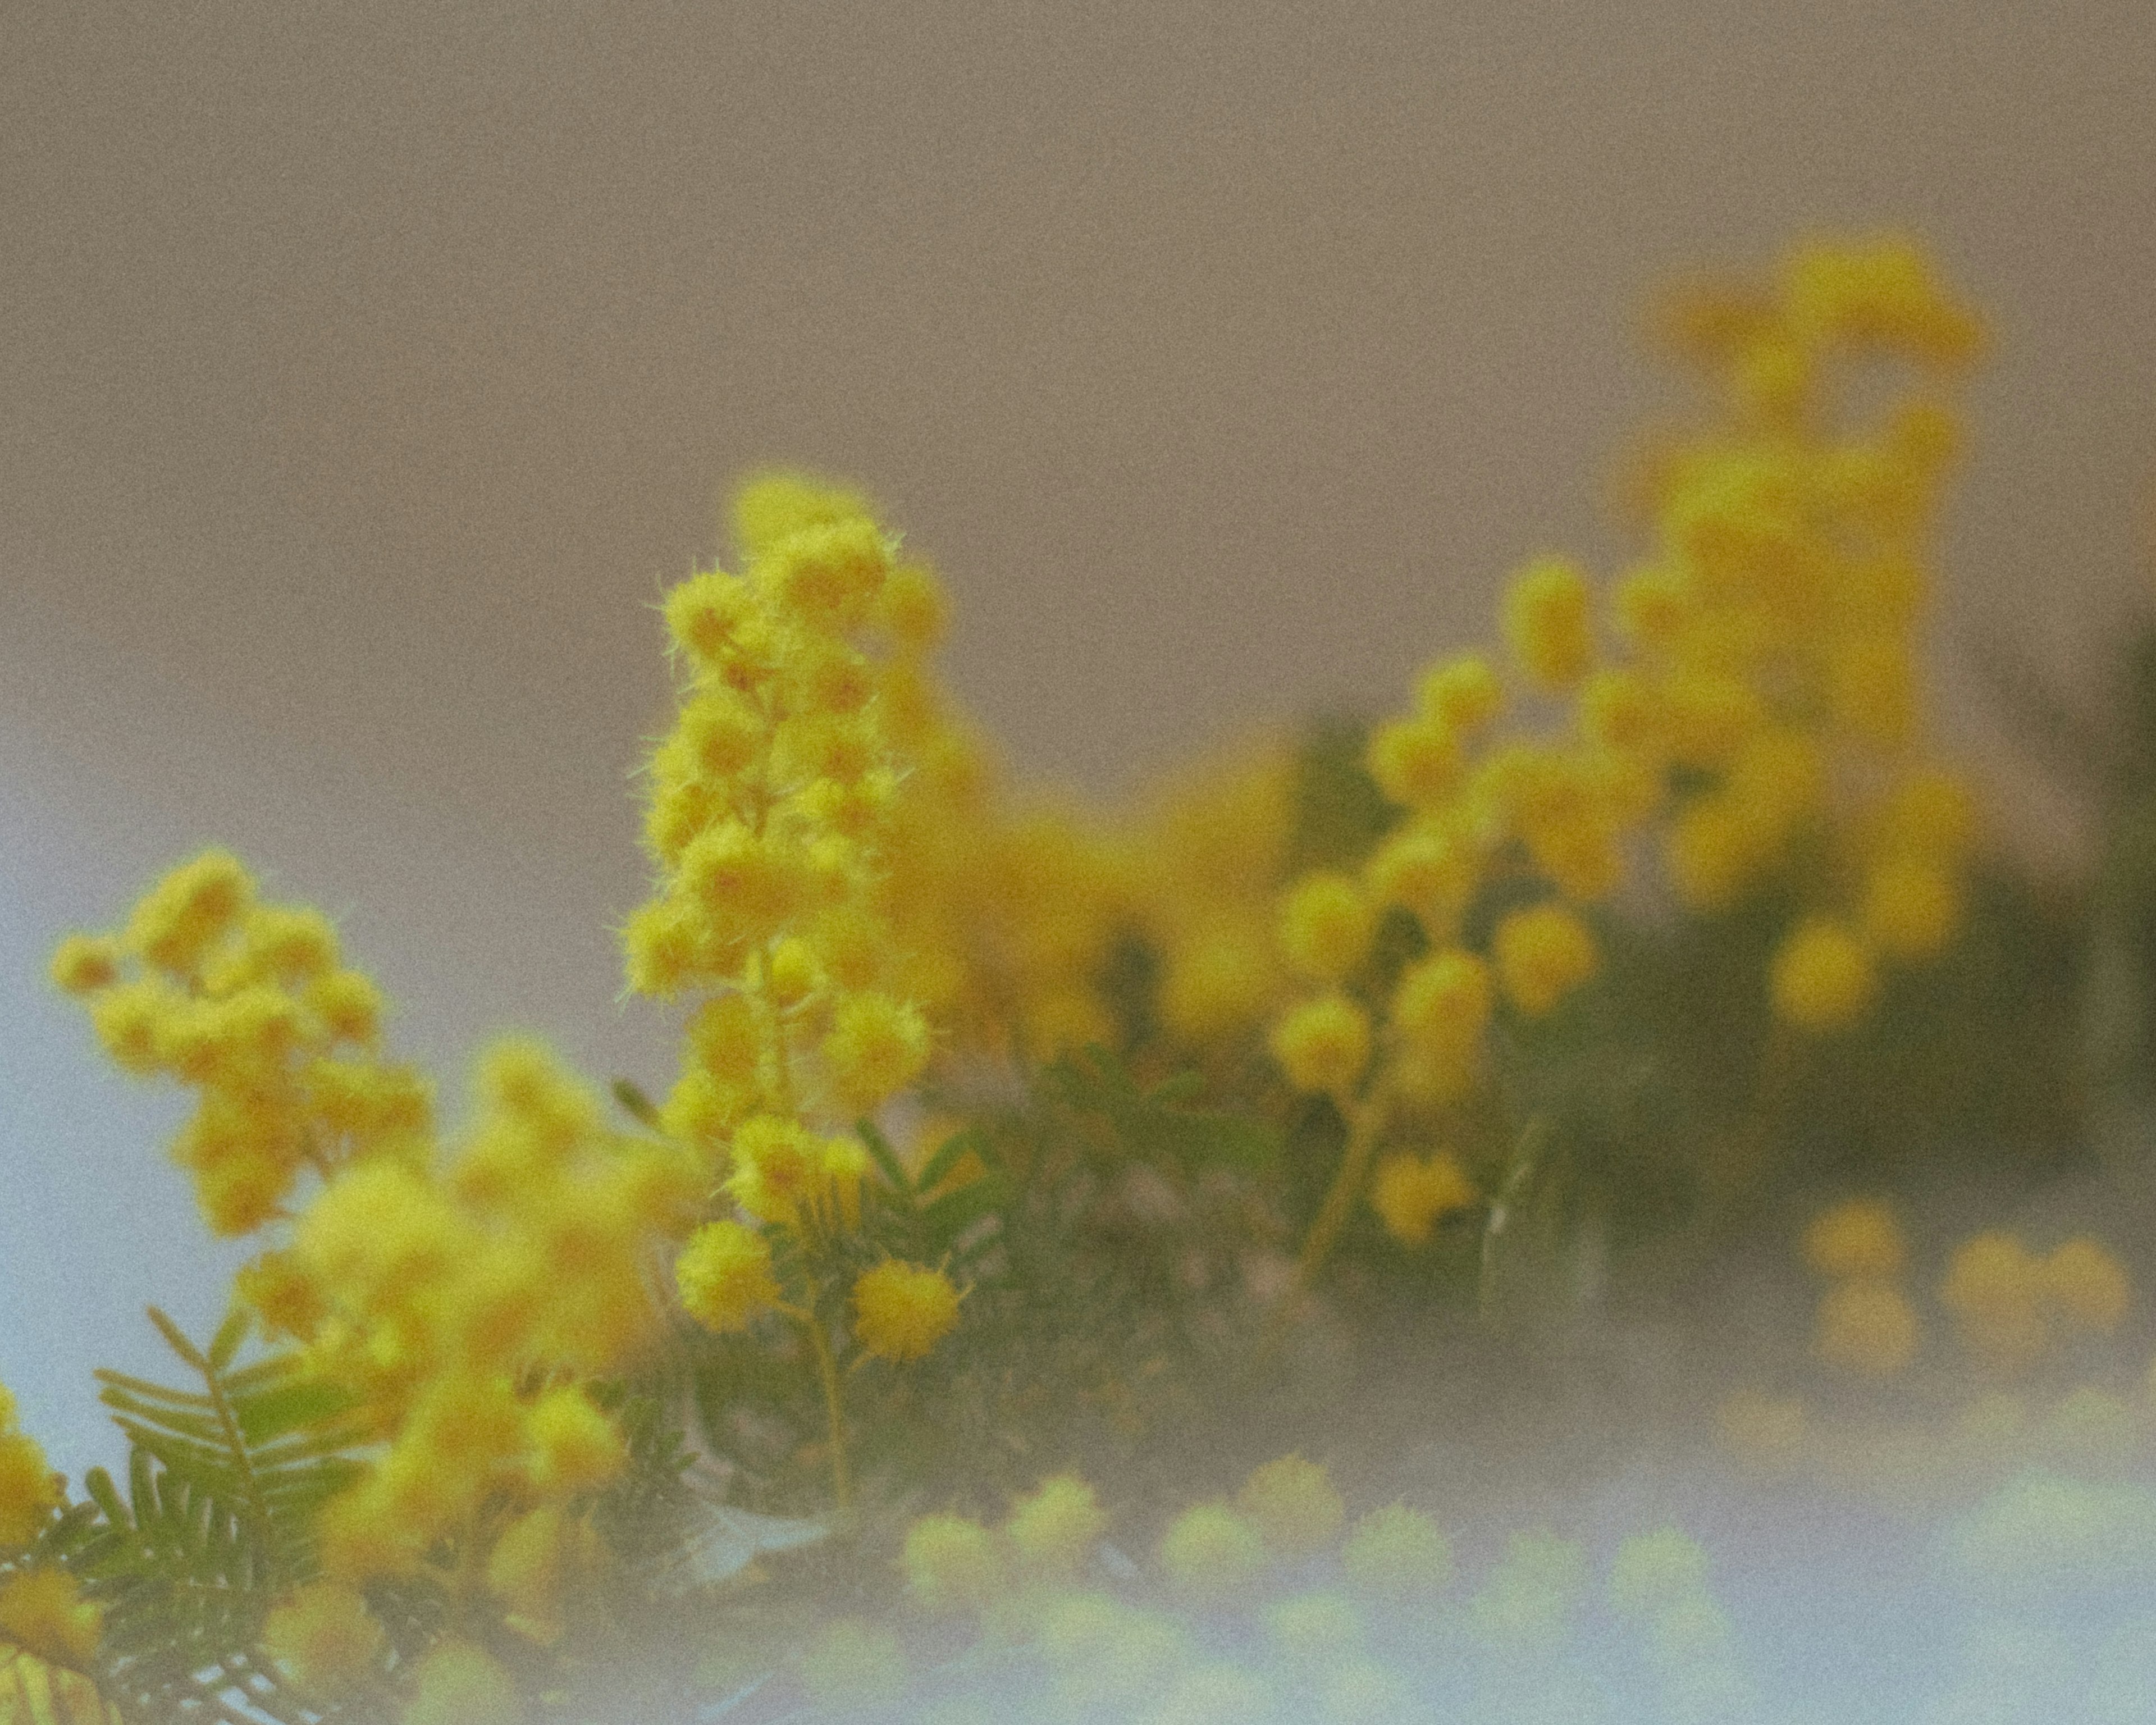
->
[1270,1094,1390,1340]
[797,1308,853,1513]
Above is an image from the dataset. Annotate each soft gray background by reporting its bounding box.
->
[5,0,2153,1477]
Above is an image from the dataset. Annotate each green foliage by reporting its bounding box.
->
[62,1311,368,1725]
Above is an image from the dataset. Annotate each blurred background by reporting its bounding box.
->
[4,0,2153,1478]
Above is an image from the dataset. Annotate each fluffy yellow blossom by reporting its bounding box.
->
[1504,555,1595,688]
[0,1567,103,1669]
[822,991,932,1115]
[1158,1502,1268,1603]
[1813,1279,1921,1376]
[524,1385,627,1495]
[1493,902,1600,1017]
[1340,1504,1453,1599]
[1269,993,1372,1098]
[1237,1454,1345,1557]
[1366,714,1463,810]
[1390,950,1492,1074]
[1006,1476,1107,1578]
[262,1582,383,1694]
[852,1260,962,1363]
[47,932,121,996]
[1802,1199,1906,1280]
[1278,872,1375,984]
[675,1220,779,1334]
[1862,856,1961,960]
[902,1513,1004,1615]
[1369,1152,1477,1246]
[1770,918,1876,1033]
[401,1639,524,1725]
[0,1400,63,1548]
[2039,1237,2130,1332]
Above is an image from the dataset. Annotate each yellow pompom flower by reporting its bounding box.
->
[675,1220,780,1335]
[401,1639,524,1725]
[1341,1504,1454,1599]
[1802,1199,1906,1280]
[1278,872,1375,984]
[1504,555,1594,688]
[262,1581,383,1694]
[524,1385,627,1495]
[1365,714,1461,810]
[1237,1454,1345,1556]
[1418,654,1505,733]
[125,848,256,975]
[822,992,931,1114]
[1770,918,1876,1033]
[1390,950,1492,1069]
[1861,856,1960,960]
[901,1513,1005,1615]
[1268,993,1372,1098]
[852,1260,962,1363]
[1365,822,1479,932]
[1158,1502,1268,1603]
[47,932,121,996]
[1006,1475,1107,1577]
[1812,1279,1921,1376]
[0,1567,103,1669]
[2039,1238,2130,1332]
[1369,1151,1477,1247]
[1492,903,1599,1018]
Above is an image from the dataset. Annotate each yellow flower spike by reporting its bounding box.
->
[1340,1504,1454,1600]
[902,1513,1006,1616]
[47,932,121,996]
[822,991,932,1115]
[852,1259,962,1363]
[2039,1238,2130,1333]
[765,936,824,1007]
[1365,714,1462,811]
[1006,1475,1107,1578]
[675,1220,780,1335]
[1268,993,1372,1098]
[262,1581,383,1695]
[1862,856,1961,960]
[524,1384,627,1496]
[401,1639,525,1725]
[1158,1502,1268,1604]
[1812,1279,1921,1376]
[125,847,257,976]
[1237,1453,1345,1556]
[1369,1151,1477,1247]
[1802,1199,1906,1280]
[0,1567,103,1669]
[1770,918,1876,1034]
[675,684,767,778]
[1504,555,1595,689]
[1492,902,1600,1019]
[1278,871,1375,985]
[1416,654,1504,733]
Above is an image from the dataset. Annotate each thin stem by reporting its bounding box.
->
[1263,1094,1390,1349]
[797,1308,852,1513]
